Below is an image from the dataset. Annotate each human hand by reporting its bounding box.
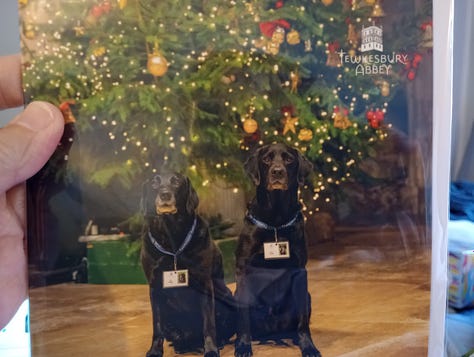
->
[0,55,64,328]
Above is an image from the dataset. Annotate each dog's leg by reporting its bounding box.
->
[146,287,165,357]
[201,281,220,357]
[234,270,253,357]
[293,270,321,357]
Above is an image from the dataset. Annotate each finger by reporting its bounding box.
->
[0,101,64,192]
[0,54,23,109]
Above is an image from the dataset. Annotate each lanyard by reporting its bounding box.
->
[246,211,300,242]
[148,217,197,270]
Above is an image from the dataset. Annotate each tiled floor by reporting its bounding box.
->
[29,225,431,357]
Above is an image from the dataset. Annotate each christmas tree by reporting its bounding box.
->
[20,0,432,224]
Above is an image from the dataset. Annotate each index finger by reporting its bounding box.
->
[0,55,24,110]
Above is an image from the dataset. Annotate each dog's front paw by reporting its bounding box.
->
[146,350,163,357]
[146,340,164,357]
[300,345,322,357]
[204,351,220,357]
[234,339,252,357]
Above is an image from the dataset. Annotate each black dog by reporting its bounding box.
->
[141,172,235,357]
[234,143,321,357]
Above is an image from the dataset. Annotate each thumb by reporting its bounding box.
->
[0,101,64,192]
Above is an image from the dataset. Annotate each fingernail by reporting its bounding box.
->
[11,101,57,131]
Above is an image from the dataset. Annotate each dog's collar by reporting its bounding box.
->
[246,211,301,242]
[148,216,197,270]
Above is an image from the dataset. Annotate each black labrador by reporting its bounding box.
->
[141,172,235,357]
[234,143,322,357]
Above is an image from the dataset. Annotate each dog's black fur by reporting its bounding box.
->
[141,172,235,357]
[234,143,321,357]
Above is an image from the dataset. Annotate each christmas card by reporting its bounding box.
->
[20,0,438,356]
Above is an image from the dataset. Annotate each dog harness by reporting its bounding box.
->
[246,211,301,242]
[148,217,197,270]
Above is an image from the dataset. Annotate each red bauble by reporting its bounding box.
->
[90,5,104,18]
[407,70,416,81]
[366,109,375,121]
[412,53,423,68]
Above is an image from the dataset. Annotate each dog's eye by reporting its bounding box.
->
[151,175,161,189]
[170,175,181,187]
[283,154,294,164]
[262,154,272,164]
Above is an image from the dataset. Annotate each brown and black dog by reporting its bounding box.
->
[234,143,322,357]
[141,172,235,357]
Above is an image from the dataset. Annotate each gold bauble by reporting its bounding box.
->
[24,23,35,39]
[92,46,106,57]
[147,50,168,77]
[271,27,285,45]
[286,29,301,45]
[243,118,258,134]
[266,41,280,55]
[298,128,313,141]
[118,0,127,9]
[380,81,390,97]
[321,0,333,5]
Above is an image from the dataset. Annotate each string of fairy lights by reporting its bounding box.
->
[21,0,406,213]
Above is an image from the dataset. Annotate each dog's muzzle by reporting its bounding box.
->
[155,191,177,214]
[267,165,288,190]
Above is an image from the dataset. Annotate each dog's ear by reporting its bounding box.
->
[297,151,313,186]
[244,147,262,185]
[186,177,199,214]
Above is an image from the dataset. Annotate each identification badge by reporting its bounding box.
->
[163,269,189,288]
[264,241,290,260]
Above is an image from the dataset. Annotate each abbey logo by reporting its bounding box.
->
[338,24,408,76]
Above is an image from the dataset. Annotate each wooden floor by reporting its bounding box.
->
[29,226,431,357]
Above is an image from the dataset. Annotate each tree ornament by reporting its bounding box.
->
[147,43,168,77]
[298,128,313,141]
[92,46,106,57]
[243,116,258,134]
[281,107,299,135]
[346,23,358,47]
[272,26,286,45]
[260,20,290,40]
[321,0,334,6]
[377,80,390,96]
[326,42,340,67]
[267,41,281,55]
[287,29,301,45]
[290,70,300,93]
[371,0,385,17]
[404,53,422,81]
[421,20,433,48]
[366,108,384,128]
[118,0,128,9]
[23,23,36,39]
[304,39,312,52]
[74,24,85,36]
[91,5,104,18]
[221,74,236,85]
[333,107,352,129]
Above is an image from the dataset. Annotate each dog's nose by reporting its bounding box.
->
[159,190,172,201]
[271,166,285,179]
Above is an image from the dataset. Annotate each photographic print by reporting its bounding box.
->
[20,0,433,356]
